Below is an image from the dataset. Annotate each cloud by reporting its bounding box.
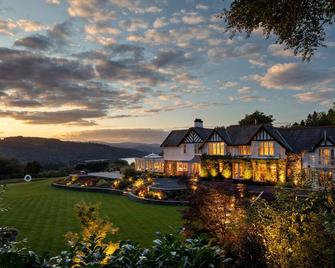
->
[229,95,267,103]
[16,19,45,32]
[46,0,60,4]
[181,12,204,25]
[0,19,16,35]
[118,19,148,32]
[294,88,335,105]
[60,128,169,143]
[268,44,295,58]
[14,34,53,50]
[109,0,162,13]
[128,27,212,47]
[68,0,117,22]
[208,43,261,61]
[195,4,208,10]
[0,47,163,124]
[0,109,102,125]
[152,49,195,68]
[0,19,45,35]
[85,23,120,46]
[96,59,166,86]
[246,63,329,90]
[153,17,168,28]
[14,21,72,50]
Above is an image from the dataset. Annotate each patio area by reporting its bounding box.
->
[149,178,187,191]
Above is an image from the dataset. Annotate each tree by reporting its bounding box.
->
[219,0,335,60]
[24,161,42,176]
[238,110,274,125]
[292,102,335,127]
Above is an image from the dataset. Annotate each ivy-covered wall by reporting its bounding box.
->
[199,154,293,184]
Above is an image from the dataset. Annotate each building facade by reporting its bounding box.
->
[135,119,335,185]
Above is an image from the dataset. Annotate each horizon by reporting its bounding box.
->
[0,0,334,144]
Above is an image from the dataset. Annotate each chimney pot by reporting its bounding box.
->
[194,118,203,128]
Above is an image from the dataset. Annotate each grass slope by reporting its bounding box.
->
[0,179,183,254]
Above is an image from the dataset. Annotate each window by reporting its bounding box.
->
[259,142,274,156]
[239,145,251,155]
[183,144,187,154]
[177,162,188,172]
[319,148,331,165]
[208,142,225,155]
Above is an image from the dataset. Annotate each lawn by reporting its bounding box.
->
[0,179,184,254]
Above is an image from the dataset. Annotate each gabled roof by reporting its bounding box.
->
[192,127,213,141]
[161,124,335,153]
[160,129,188,147]
[225,124,261,145]
[278,126,335,152]
[160,127,213,147]
[201,127,232,145]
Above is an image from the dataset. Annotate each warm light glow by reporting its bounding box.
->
[259,141,275,156]
[208,142,225,155]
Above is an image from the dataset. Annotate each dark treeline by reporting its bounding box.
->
[290,103,335,127]
[0,158,130,180]
[239,103,335,127]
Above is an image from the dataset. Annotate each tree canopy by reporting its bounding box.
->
[290,102,335,127]
[219,0,335,60]
[239,110,274,125]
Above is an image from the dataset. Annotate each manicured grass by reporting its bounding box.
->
[0,179,183,254]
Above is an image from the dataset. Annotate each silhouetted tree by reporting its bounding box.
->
[219,0,335,60]
[0,157,24,179]
[292,102,335,127]
[239,111,274,125]
[24,161,42,176]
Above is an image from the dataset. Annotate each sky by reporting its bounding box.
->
[0,0,334,144]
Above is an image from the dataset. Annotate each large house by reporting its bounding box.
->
[135,119,335,185]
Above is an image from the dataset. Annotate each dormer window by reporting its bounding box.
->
[259,141,274,156]
[208,142,225,155]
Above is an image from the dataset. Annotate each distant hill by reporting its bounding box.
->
[0,137,145,164]
[106,142,161,154]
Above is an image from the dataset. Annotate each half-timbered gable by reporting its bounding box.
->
[252,129,274,141]
[183,130,203,143]
[208,132,224,142]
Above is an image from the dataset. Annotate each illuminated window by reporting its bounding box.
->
[177,162,188,172]
[319,148,331,165]
[208,142,225,155]
[239,145,251,155]
[259,142,274,156]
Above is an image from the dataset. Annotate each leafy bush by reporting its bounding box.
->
[183,184,335,268]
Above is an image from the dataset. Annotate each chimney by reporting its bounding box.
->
[194,118,203,128]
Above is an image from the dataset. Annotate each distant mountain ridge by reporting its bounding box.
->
[0,136,145,164]
[105,142,161,154]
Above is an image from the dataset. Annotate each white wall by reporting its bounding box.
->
[302,146,335,168]
[163,143,196,161]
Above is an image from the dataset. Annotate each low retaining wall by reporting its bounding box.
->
[52,183,123,195]
[127,192,189,206]
[51,183,189,205]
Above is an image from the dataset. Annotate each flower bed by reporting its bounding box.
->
[53,175,190,205]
